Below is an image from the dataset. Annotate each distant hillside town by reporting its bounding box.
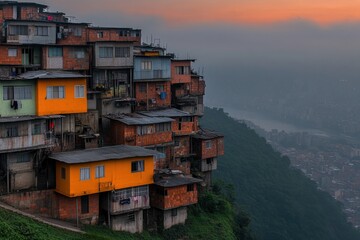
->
[0,1,224,233]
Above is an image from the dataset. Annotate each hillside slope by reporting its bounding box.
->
[201,107,360,240]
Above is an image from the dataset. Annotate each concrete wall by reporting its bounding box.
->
[94,42,133,68]
[163,206,187,229]
[7,151,35,191]
[6,22,56,44]
[111,210,143,233]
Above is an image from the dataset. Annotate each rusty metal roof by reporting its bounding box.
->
[192,129,224,140]
[105,113,174,125]
[50,145,159,164]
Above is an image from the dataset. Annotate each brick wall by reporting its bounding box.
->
[174,136,190,157]
[150,184,198,210]
[87,28,141,45]
[20,6,41,20]
[57,193,99,225]
[0,190,57,217]
[193,137,225,160]
[57,28,87,45]
[63,46,90,70]
[0,46,22,65]
[135,82,171,111]
[172,117,198,135]
[190,77,205,95]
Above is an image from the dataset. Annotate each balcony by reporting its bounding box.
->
[0,134,52,152]
[134,70,170,81]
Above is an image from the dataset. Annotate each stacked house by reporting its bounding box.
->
[0,1,224,233]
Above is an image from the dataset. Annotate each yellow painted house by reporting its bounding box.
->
[19,70,88,116]
[50,145,156,197]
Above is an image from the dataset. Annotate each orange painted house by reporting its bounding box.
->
[18,70,88,116]
[50,145,157,228]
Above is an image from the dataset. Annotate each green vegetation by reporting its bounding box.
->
[0,182,250,240]
[201,107,360,240]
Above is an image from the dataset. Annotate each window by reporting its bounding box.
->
[155,123,171,132]
[69,47,85,59]
[205,140,212,149]
[35,26,48,36]
[8,25,28,35]
[115,47,130,58]
[118,30,130,37]
[139,83,146,93]
[16,152,31,163]
[97,31,103,38]
[80,167,90,180]
[3,86,32,100]
[75,85,85,98]
[136,125,154,135]
[72,27,82,36]
[187,184,194,192]
[8,48,17,57]
[141,61,152,70]
[127,213,135,222]
[6,126,18,137]
[131,160,144,173]
[174,140,180,146]
[46,86,65,99]
[48,47,63,57]
[61,167,66,179]
[99,47,113,58]
[95,165,104,178]
[81,196,89,214]
[180,116,193,122]
[171,208,178,217]
[175,66,191,75]
[32,122,41,135]
[206,158,214,165]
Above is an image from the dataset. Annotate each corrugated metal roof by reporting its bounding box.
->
[50,145,159,164]
[154,175,202,187]
[105,113,174,125]
[192,129,224,140]
[0,115,64,123]
[139,108,191,118]
[18,70,88,79]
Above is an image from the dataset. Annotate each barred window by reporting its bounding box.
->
[35,26,48,36]
[8,25,28,35]
[99,47,113,58]
[69,47,85,59]
[115,47,130,58]
[155,122,171,132]
[141,61,152,70]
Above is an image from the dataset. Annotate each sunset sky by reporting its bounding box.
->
[42,0,360,25]
[39,0,360,107]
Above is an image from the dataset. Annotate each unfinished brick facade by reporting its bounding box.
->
[150,184,198,210]
[135,81,171,111]
[0,46,22,65]
[109,120,173,147]
[63,46,90,70]
[57,193,99,225]
[193,137,224,160]
[87,28,141,45]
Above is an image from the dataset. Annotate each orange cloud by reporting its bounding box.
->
[113,0,360,25]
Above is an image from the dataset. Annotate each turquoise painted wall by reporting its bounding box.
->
[0,80,36,117]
